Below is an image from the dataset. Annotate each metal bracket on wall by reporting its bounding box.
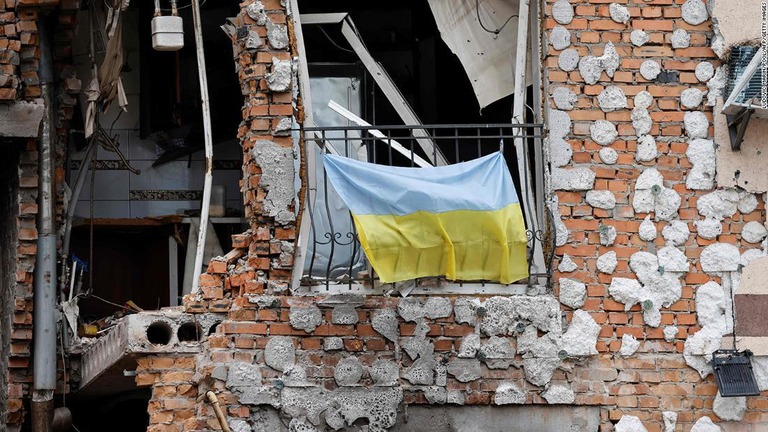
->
[726,108,754,152]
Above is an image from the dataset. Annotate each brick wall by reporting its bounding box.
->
[141,0,768,431]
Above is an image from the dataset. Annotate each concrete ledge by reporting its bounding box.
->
[0,99,45,138]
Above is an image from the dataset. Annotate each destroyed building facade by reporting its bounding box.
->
[3,0,768,430]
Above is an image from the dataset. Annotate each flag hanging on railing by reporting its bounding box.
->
[323,151,529,284]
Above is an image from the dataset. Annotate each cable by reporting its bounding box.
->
[318,26,354,54]
[475,0,518,35]
[89,294,134,311]
[156,0,207,12]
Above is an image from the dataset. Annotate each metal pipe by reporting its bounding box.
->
[32,17,57,432]
[189,0,214,295]
[205,391,231,432]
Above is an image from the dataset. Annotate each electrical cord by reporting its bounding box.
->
[318,26,355,54]
[475,0,518,35]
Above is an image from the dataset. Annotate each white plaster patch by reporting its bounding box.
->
[743,221,768,244]
[639,216,657,241]
[552,87,578,111]
[558,254,578,273]
[630,29,649,47]
[695,62,715,83]
[597,86,627,112]
[697,189,740,220]
[578,42,620,85]
[707,66,728,106]
[541,384,575,404]
[609,278,643,310]
[550,26,571,50]
[738,193,759,214]
[494,382,526,405]
[590,120,618,146]
[550,197,569,247]
[681,88,705,109]
[713,394,746,422]
[609,3,630,23]
[663,412,677,432]
[552,0,574,24]
[558,49,580,72]
[670,29,691,49]
[633,168,681,221]
[663,326,678,342]
[560,310,600,356]
[634,91,654,109]
[636,135,658,162]
[711,21,726,59]
[684,326,724,378]
[684,111,709,139]
[586,190,617,209]
[549,109,572,139]
[552,167,596,191]
[690,416,722,432]
[597,251,618,274]
[695,218,722,240]
[662,221,690,246]
[615,415,648,432]
[657,246,690,273]
[600,225,617,246]
[685,139,716,190]
[695,281,726,330]
[620,334,640,357]
[631,107,652,137]
[681,0,708,26]
[599,147,618,165]
[559,278,587,309]
[640,60,661,81]
[549,137,573,168]
[700,243,741,273]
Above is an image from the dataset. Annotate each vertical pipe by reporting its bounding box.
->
[32,18,57,432]
[190,0,214,295]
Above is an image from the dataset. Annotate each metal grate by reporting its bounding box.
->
[727,46,763,104]
[712,350,761,397]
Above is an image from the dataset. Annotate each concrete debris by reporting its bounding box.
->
[636,135,658,162]
[690,416,722,432]
[552,167,596,191]
[246,30,262,50]
[700,243,740,273]
[518,327,560,358]
[558,254,578,273]
[289,305,322,333]
[695,62,715,82]
[458,333,481,358]
[252,140,296,224]
[550,26,571,50]
[639,60,661,81]
[671,29,691,48]
[639,216,657,241]
[590,120,618,146]
[230,419,251,432]
[742,221,768,244]
[597,86,627,112]
[282,366,313,388]
[550,197,569,247]
[630,29,649,47]
[681,0,708,25]
[599,147,618,164]
[282,387,402,431]
[634,91,654,109]
[560,310,600,357]
[494,382,526,405]
[695,218,722,240]
[246,1,268,24]
[713,393,746,421]
[324,337,344,351]
[550,109,573,139]
[552,87,578,111]
[265,336,296,372]
[402,321,434,361]
[657,246,690,272]
[402,358,435,385]
[558,49,580,72]
[662,221,690,246]
[447,358,482,382]
[707,66,728,106]
[559,278,587,309]
[481,296,562,335]
[663,326,678,342]
[372,309,399,342]
[398,297,452,322]
[266,20,289,50]
[578,42,620,85]
[211,364,228,381]
[609,3,630,23]
[435,362,448,386]
[541,384,575,404]
[453,297,481,326]
[369,360,399,387]
[681,88,705,109]
[523,357,561,387]
[684,111,709,139]
[710,21,726,59]
[423,386,448,405]
[615,415,648,432]
[331,305,359,325]
[552,0,574,24]
[334,357,363,386]
[227,362,263,392]
[479,336,515,369]
[597,251,618,274]
[599,224,617,246]
[663,412,678,432]
[266,58,292,92]
[632,107,652,136]
[586,190,617,209]
[620,334,640,357]
[632,168,681,221]
[685,139,716,190]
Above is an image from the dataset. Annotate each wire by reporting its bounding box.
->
[89,294,134,311]
[156,0,207,12]
[475,0,518,35]
[318,26,354,54]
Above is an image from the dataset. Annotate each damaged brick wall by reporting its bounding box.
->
[143,0,768,431]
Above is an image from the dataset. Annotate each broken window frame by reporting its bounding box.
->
[288,0,550,295]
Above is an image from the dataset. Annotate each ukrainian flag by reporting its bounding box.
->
[323,151,528,284]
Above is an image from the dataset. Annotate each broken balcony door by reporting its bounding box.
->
[303,71,368,281]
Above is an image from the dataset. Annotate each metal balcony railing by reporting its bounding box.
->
[299,123,551,291]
